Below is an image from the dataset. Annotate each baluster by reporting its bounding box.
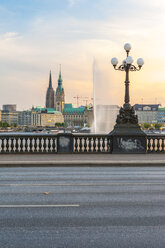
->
[52,137,56,153]
[147,138,151,152]
[48,138,52,152]
[84,137,87,152]
[24,137,28,152]
[19,137,23,153]
[79,137,82,152]
[42,138,46,153]
[102,137,105,152]
[88,137,92,152]
[33,138,38,152]
[38,137,42,153]
[10,137,14,153]
[162,138,165,152]
[157,138,160,152]
[152,138,156,152]
[6,137,9,153]
[15,138,19,153]
[93,137,96,152]
[29,137,33,152]
[1,138,5,153]
[74,137,78,152]
[97,137,101,152]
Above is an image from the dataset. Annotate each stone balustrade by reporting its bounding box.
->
[0,133,163,153]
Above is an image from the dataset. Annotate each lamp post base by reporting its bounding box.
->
[109,106,147,154]
[109,124,147,154]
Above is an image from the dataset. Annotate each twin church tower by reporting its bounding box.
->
[45,68,65,112]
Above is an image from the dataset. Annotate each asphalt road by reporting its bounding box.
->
[0,167,165,248]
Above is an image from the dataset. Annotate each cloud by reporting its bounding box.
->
[0,32,20,40]
[68,0,77,7]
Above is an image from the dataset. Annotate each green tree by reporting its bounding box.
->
[154,123,162,129]
[55,123,64,127]
[143,123,150,129]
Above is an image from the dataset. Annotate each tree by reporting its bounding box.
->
[55,123,64,127]
[154,123,162,129]
[143,123,150,129]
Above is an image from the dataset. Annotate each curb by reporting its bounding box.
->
[0,160,165,167]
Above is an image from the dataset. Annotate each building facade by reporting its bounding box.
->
[18,108,64,127]
[133,104,160,124]
[18,111,41,126]
[63,104,93,127]
[157,108,165,124]
[2,104,17,112]
[41,112,64,127]
[1,111,18,125]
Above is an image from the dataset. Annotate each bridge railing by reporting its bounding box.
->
[147,135,165,152]
[0,134,57,154]
[73,134,111,153]
[0,133,164,153]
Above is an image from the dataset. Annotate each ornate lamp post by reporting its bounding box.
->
[109,43,146,153]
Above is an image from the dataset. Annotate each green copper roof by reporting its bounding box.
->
[34,107,61,114]
[64,104,72,109]
[63,104,86,114]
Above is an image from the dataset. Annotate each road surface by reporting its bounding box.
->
[0,166,165,248]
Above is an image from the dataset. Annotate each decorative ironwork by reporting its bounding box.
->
[111,44,144,125]
[116,106,138,125]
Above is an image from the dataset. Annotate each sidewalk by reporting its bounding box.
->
[0,153,165,166]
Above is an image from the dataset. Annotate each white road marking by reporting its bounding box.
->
[0,204,80,208]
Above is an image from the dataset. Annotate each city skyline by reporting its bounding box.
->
[0,0,165,110]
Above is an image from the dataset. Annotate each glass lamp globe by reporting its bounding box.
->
[122,60,126,65]
[124,43,131,52]
[126,56,133,65]
[137,58,144,67]
[111,57,118,66]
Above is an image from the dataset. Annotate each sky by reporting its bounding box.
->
[0,0,165,110]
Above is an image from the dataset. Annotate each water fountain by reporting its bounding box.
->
[92,59,120,134]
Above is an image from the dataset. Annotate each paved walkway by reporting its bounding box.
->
[0,153,165,166]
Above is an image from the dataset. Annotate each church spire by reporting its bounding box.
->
[46,70,55,108]
[49,70,52,88]
[57,65,63,93]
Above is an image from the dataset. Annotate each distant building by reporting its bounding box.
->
[157,107,165,124]
[18,111,41,126]
[63,104,88,126]
[2,104,16,112]
[1,111,18,125]
[1,104,18,125]
[18,108,64,127]
[44,69,93,127]
[55,70,65,112]
[63,104,93,127]
[41,112,64,127]
[45,69,65,112]
[133,104,160,124]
